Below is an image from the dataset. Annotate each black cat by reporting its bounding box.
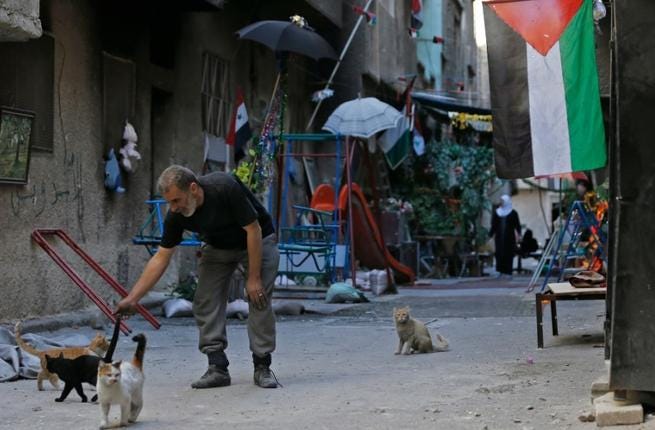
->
[45,354,101,402]
[45,316,122,403]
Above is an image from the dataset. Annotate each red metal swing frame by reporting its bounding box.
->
[31,229,161,334]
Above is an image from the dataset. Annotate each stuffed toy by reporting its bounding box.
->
[119,120,141,173]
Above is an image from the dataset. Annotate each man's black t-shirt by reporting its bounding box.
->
[160,172,274,250]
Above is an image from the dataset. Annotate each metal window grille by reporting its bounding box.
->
[201,52,230,137]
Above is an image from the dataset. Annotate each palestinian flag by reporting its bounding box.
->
[226,87,252,163]
[379,116,411,170]
[483,0,606,179]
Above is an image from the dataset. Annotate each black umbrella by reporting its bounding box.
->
[236,19,338,61]
[235,18,337,193]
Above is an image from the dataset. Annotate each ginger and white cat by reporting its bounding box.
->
[97,334,146,429]
[393,306,449,354]
[15,321,109,390]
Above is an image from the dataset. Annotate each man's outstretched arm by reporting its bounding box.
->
[115,246,176,314]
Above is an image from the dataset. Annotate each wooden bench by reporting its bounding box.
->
[536,282,606,348]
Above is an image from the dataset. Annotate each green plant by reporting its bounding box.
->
[170,273,198,301]
[596,178,609,201]
[391,136,496,249]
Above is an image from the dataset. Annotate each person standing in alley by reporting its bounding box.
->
[115,165,280,389]
[489,194,521,278]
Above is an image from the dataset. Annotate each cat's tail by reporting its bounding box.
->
[432,333,450,352]
[103,315,122,363]
[14,322,41,357]
[131,334,146,370]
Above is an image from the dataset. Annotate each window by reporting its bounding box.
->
[102,52,136,153]
[201,52,230,137]
[0,34,54,152]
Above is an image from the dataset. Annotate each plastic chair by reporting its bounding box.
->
[310,183,336,213]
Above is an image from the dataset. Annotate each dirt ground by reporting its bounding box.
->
[2,278,651,430]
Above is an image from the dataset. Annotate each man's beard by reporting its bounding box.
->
[181,193,198,217]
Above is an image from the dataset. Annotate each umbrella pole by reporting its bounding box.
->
[248,72,282,189]
[271,71,285,227]
[268,72,282,116]
[305,0,374,131]
[559,178,563,231]
[346,136,357,285]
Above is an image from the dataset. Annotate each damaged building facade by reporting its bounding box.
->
[0,0,456,321]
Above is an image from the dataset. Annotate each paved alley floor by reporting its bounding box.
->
[0,278,642,430]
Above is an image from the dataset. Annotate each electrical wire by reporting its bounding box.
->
[55,36,67,160]
[521,178,574,193]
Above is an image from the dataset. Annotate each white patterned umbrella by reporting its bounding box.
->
[322,97,403,138]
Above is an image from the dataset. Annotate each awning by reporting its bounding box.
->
[411,91,492,115]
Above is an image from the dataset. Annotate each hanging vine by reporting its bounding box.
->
[234,81,287,194]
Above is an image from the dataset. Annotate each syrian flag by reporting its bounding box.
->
[483,0,606,179]
[411,0,423,30]
[226,88,252,162]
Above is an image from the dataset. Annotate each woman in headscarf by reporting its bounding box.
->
[489,194,521,277]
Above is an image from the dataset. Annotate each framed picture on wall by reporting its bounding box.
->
[0,107,34,184]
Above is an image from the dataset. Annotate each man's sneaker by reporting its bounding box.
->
[191,365,231,389]
[254,365,279,388]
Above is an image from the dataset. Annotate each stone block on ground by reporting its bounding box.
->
[591,375,610,400]
[594,392,643,427]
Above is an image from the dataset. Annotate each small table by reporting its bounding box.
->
[415,235,462,278]
[535,282,606,348]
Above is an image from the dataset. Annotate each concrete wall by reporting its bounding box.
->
[0,0,425,320]
[442,0,477,92]
[0,0,41,41]
[417,0,443,87]
[512,184,559,246]
[305,0,342,28]
[595,11,611,97]
[306,1,419,194]
[0,0,317,322]
[158,8,314,265]
[472,0,490,107]
[366,0,417,87]
[0,0,150,321]
[320,0,417,109]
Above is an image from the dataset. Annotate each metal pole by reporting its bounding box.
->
[248,72,281,189]
[559,178,563,231]
[606,0,618,361]
[279,137,291,231]
[305,0,375,131]
[335,135,342,239]
[346,137,357,284]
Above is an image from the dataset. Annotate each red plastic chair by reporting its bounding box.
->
[310,184,336,213]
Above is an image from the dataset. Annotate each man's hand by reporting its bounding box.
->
[115,296,138,317]
[246,278,267,310]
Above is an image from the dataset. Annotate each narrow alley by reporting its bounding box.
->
[2,279,613,430]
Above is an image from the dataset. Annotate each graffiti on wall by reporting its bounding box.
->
[9,152,85,235]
